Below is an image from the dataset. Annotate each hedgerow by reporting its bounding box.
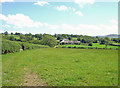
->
[19,42,49,50]
[2,40,21,54]
[2,40,49,54]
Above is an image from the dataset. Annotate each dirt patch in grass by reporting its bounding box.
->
[19,70,48,86]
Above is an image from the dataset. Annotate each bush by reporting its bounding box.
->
[73,46,77,48]
[88,43,92,46]
[62,46,66,48]
[68,46,71,48]
[2,40,21,54]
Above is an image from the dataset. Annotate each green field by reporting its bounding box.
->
[2,48,118,86]
[59,43,118,49]
[7,35,20,39]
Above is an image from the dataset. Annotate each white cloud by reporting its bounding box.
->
[75,11,83,16]
[0,14,117,36]
[34,1,49,6]
[61,23,117,36]
[44,23,59,29]
[74,0,95,8]
[1,24,10,28]
[56,5,68,11]
[110,19,118,24]
[0,14,7,20]
[1,0,14,2]
[61,24,74,30]
[0,14,43,28]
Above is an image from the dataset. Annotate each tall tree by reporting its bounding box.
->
[40,35,57,47]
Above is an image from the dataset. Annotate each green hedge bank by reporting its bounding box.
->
[2,40,49,54]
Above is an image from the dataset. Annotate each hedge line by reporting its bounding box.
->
[19,42,49,50]
[2,40,21,54]
[58,46,119,50]
[2,40,49,54]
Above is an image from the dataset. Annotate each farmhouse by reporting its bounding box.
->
[61,38,80,44]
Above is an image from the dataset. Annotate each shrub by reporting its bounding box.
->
[62,46,66,48]
[68,46,71,48]
[73,46,77,48]
[62,42,65,45]
[88,43,92,46]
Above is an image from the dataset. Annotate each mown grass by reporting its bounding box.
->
[59,43,118,49]
[2,48,118,86]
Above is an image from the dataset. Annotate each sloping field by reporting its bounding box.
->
[2,48,118,86]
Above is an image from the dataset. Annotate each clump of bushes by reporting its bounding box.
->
[2,40,21,54]
[62,46,66,48]
[73,46,77,48]
[88,43,92,46]
[68,46,71,48]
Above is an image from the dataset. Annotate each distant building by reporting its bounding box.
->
[61,38,70,43]
[61,38,80,44]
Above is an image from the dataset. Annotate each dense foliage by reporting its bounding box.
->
[40,35,57,47]
[2,40,49,54]
[1,31,120,49]
[2,40,21,54]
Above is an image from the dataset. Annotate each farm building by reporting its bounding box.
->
[60,38,80,44]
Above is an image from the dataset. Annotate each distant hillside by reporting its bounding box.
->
[97,34,120,38]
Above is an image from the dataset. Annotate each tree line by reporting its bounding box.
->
[2,31,120,47]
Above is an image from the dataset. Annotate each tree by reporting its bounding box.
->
[35,34,42,40]
[105,37,110,41]
[112,38,118,43]
[57,37,61,40]
[96,36,98,38]
[10,36,15,41]
[93,40,98,43]
[68,37,71,40]
[15,32,21,35]
[11,32,13,35]
[88,43,92,46]
[81,39,86,43]
[40,35,57,47]
[4,31,8,35]
[77,37,81,41]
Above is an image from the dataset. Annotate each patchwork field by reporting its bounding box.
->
[2,48,118,86]
[59,43,118,49]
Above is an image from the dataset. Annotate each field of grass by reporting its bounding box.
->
[59,43,118,49]
[71,37,77,41]
[112,43,120,45]
[7,35,20,39]
[2,48,118,86]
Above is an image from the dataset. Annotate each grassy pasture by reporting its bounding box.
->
[7,35,20,39]
[59,43,118,49]
[2,48,118,86]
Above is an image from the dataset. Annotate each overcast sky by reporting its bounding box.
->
[0,0,118,36]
